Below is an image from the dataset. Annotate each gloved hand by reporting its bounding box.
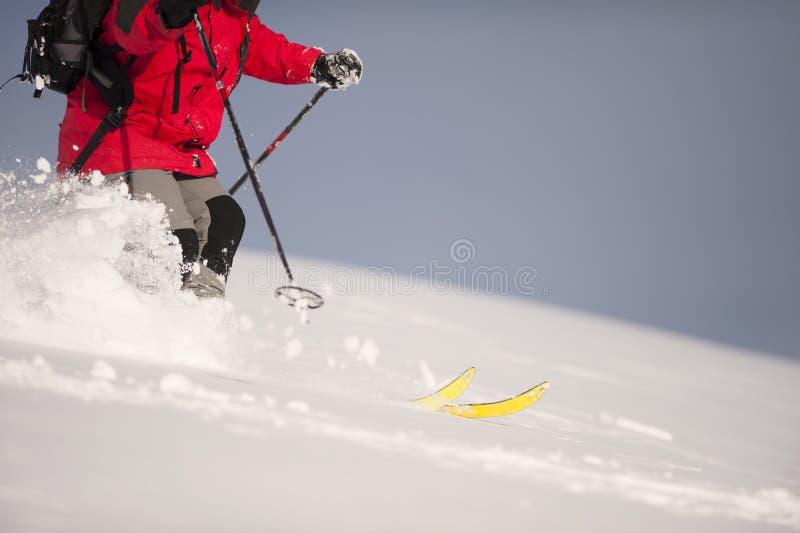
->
[311,49,363,90]
[159,0,207,29]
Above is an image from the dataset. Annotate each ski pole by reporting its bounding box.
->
[192,12,324,309]
[229,86,328,196]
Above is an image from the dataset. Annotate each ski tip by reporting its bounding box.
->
[525,381,550,396]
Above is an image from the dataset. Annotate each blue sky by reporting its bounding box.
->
[0,0,797,358]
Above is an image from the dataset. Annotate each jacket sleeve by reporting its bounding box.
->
[243,17,323,85]
[101,0,185,55]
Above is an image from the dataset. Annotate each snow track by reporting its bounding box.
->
[1,169,799,532]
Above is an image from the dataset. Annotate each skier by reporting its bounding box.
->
[56,0,362,297]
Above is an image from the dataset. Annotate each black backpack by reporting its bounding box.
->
[24,0,116,96]
[21,0,134,175]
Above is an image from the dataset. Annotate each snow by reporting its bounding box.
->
[582,454,605,466]
[35,157,51,174]
[599,412,675,442]
[89,170,105,187]
[0,177,254,369]
[0,175,799,532]
[356,337,380,366]
[286,400,311,413]
[294,295,310,324]
[90,360,117,381]
[418,359,438,389]
[28,156,52,184]
[343,335,361,353]
[159,373,197,396]
[285,338,304,359]
[342,335,380,366]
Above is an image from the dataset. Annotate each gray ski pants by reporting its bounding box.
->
[107,169,246,279]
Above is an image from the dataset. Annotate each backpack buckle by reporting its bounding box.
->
[107,106,127,127]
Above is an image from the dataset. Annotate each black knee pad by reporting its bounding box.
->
[201,195,246,278]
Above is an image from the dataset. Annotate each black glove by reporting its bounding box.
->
[159,0,207,29]
[311,49,363,90]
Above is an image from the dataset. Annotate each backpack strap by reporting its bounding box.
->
[69,51,136,176]
[68,105,128,176]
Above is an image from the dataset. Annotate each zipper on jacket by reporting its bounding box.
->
[172,35,192,114]
[184,115,203,147]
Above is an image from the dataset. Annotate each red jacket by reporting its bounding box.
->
[57,0,322,176]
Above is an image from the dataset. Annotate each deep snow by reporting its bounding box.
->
[0,168,798,532]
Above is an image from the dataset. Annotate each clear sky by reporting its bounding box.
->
[0,0,797,358]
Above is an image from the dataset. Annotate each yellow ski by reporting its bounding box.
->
[411,367,476,411]
[440,381,550,418]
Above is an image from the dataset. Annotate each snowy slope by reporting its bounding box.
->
[1,175,799,532]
